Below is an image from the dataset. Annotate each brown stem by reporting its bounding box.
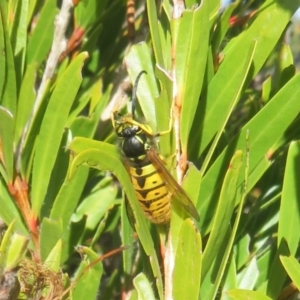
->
[8,177,40,259]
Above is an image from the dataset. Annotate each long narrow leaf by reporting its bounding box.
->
[173,219,202,300]
[173,3,209,149]
[31,52,88,216]
[202,150,243,277]
[278,141,300,254]
[280,255,300,291]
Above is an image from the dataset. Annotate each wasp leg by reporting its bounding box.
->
[154,111,173,137]
[111,111,117,129]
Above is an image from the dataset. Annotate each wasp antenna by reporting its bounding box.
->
[131,70,147,117]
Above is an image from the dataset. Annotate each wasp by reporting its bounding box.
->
[112,71,200,224]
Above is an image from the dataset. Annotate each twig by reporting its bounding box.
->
[34,0,73,114]
[171,0,185,184]
[165,2,186,299]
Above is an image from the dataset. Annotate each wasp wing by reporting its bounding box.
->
[121,158,139,228]
[147,148,200,222]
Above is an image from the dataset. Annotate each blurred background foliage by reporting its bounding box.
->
[1,0,300,299]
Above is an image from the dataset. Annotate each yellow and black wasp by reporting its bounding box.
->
[112,71,200,224]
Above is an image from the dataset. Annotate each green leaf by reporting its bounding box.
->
[237,257,259,290]
[203,142,248,299]
[173,219,202,300]
[262,76,272,103]
[125,43,160,131]
[0,220,16,267]
[280,255,300,291]
[27,0,38,26]
[72,183,117,229]
[221,255,237,300]
[146,0,164,66]
[0,1,6,94]
[19,81,51,180]
[0,0,17,117]
[0,107,14,182]
[14,63,36,145]
[182,163,201,211]
[274,43,295,91]
[133,273,156,300]
[154,68,173,156]
[0,221,28,270]
[278,141,300,255]
[40,218,63,262]
[202,150,243,277]
[75,0,108,29]
[50,167,89,234]
[9,0,28,79]
[190,37,255,159]
[211,2,238,53]
[266,239,289,299]
[256,247,274,290]
[71,247,103,300]
[44,238,62,272]
[6,233,29,270]
[200,228,231,299]
[166,163,201,263]
[208,0,220,21]
[226,289,272,300]
[234,235,251,270]
[31,52,88,216]
[26,0,57,64]
[128,289,138,300]
[185,0,200,7]
[172,3,209,149]
[121,193,135,290]
[0,179,27,233]
[200,40,256,177]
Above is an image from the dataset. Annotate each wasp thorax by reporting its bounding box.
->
[121,130,148,158]
[120,125,140,137]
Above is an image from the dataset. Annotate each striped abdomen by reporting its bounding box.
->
[129,161,171,224]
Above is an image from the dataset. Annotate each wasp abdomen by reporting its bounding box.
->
[129,163,171,224]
